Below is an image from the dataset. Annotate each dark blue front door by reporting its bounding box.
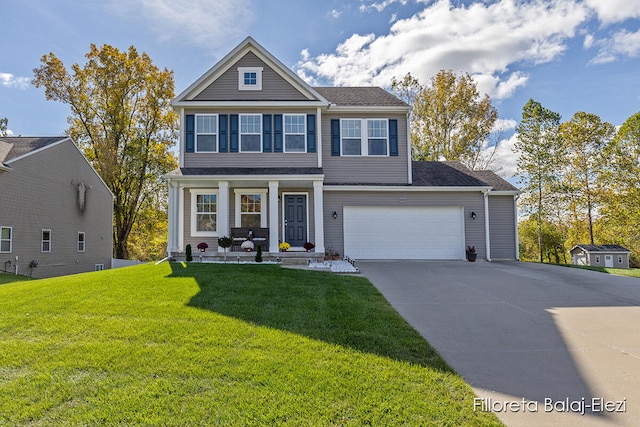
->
[284,195,307,247]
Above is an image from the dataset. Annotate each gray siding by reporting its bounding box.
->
[489,195,517,259]
[0,140,113,278]
[323,190,486,259]
[321,112,409,184]
[194,52,310,101]
[182,108,319,169]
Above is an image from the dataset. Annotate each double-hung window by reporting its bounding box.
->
[41,229,51,253]
[235,190,267,228]
[284,114,306,152]
[341,119,362,155]
[240,114,262,152]
[367,119,388,155]
[340,119,389,156]
[0,227,11,253]
[78,232,86,252]
[191,190,218,236]
[195,114,217,152]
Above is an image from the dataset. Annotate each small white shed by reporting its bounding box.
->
[569,244,631,269]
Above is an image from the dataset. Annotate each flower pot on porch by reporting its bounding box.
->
[467,253,477,262]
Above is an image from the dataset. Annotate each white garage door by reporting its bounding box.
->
[343,206,465,260]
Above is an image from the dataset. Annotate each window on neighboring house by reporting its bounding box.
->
[284,114,306,152]
[191,190,218,236]
[41,229,51,253]
[240,114,262,152]
[595,255,600,264]
[195,114,218,152]
[95,264,105,271]
[78,232,86,252]
[341,119,362,155]
[340,119,389,156]
[618,255,623,264]
[238,67,263,91]
[0,227,11,253]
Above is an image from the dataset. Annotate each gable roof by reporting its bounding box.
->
[570,244,631,253]
[174,36,328,105]
[0,136,68,164]
[435,161,519,192]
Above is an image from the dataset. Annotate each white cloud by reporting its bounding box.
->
[591,29,640,64]
[360,0,409,13]
[297,0,589,100]
[485,132,520,179]
[0,73,30,89]
[583,33,594,49]
[331,9,342,18]
[108,0,253,51]
[585,0,640,25]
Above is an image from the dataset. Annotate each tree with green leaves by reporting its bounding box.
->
[32,44,178,259]
[560,112,615,244]
[515,99,563,263]
[599,112,640,264]
[0,118,8,137]
[391,70,498,169]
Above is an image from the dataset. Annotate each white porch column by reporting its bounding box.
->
[313,180,325,254]
[484,190,491,262]
[167,180,177,255]
[268,181,280,253]
[218,181,229,252]
[178,183,185,252]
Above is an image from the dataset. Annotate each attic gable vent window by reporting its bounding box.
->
[238,67,263,91]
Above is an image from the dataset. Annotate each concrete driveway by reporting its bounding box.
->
[358,260,640,427]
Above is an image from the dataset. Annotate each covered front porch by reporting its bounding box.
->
[166,168,326,258]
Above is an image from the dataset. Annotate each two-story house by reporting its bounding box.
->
[166,37,519,261]
[1,136,113,278]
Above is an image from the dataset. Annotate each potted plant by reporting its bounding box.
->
[303,242,315,252]
[185,244,193,262]
[332,250,340,261]
[255,245,263,263]
[279,241,291,252]
[218,236,233,262]
[241,240,254,252]
[197,242,208,252]
[466,245,477,262]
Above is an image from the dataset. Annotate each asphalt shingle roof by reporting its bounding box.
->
[0,136,68,163]
[314,87,409,107]
[572,244,631,253]
[411,161,489,187]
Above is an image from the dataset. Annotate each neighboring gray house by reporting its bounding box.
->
[0,136,113,278]
[165,37,519,261]
[570,244,631,269]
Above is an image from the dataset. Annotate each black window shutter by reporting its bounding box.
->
[230,114,239,153]
[263,114,272,152]
[331,119,340,156]
[389,119,398,157]
[219,115,228,152]
[274,114,283,153]
[185,114,195,153]
[306,114,316,153]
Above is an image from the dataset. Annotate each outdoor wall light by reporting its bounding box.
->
[471,211,477,220]
[333,211,338,219]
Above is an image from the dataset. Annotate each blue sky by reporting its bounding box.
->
[1,0,639,176]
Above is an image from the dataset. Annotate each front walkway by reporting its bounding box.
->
[358,260,640,427]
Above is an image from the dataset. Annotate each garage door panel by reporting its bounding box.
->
[343,206,464,260]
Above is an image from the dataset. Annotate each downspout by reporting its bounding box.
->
[514,193,521,261]
[406,111,412,184]
[484,189,491,262]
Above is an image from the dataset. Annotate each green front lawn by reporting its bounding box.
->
[559,263,640,278]
[0,263,501,426]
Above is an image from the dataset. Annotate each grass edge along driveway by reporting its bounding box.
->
[0,263,502,426]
